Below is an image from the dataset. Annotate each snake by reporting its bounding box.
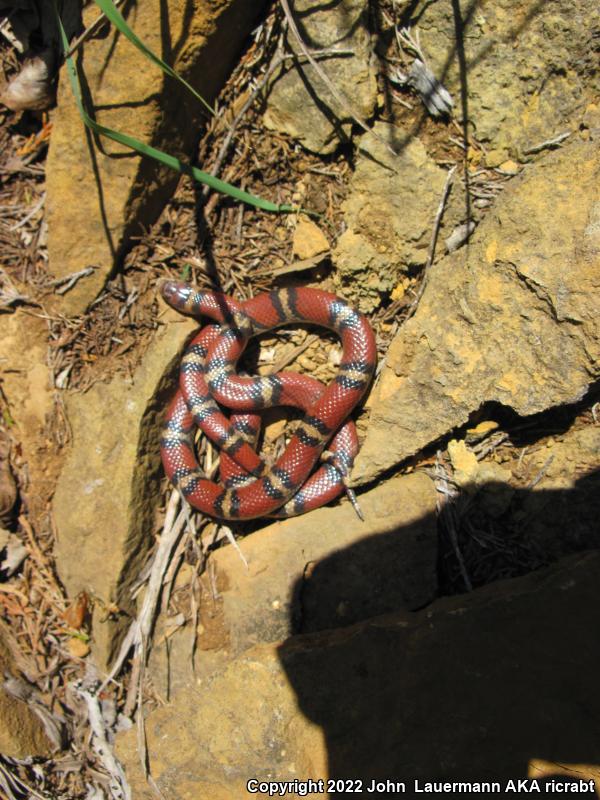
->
[160,281,377,521]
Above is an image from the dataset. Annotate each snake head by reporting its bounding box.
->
[161,280,193,312]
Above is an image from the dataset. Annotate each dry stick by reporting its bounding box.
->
[101,490,185,696]
[526,454,554,489]
[0,756,47,800]
[201,46,285,199]
[272,333,320,373]
[522,131,571,155]
[8,192,45,232]
[374,164,456,383]
[405,165,456,322]
[76,684,132,800]
[279,0,397,157]
[49,267,96,294]
[121,503,190,719]
[435,451,472,591]
[65,0,127,57]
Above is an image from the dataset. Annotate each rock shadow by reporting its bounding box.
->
[277,470,600,795]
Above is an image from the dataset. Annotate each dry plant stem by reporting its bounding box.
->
[102,490,187,696]
[375,164,455,383]
[522,130,571,155]
[474,432,510,461]
[8,192,45,232]
[526,454,554,489]
[434,451,472,591]
[65,0,127,58]
[0,755,47,800]
[19,515,66,614]
[49,267,96,294]
[278,0,396,156]
[406,164,456,320]
[425,165,456,269]
[75,683,132,800]
[121,496,190,717]
[272,332,320,373]
[219,525,249,569]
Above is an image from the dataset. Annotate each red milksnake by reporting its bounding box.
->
[160,281,377,520]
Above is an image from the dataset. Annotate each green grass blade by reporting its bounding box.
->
[54,7,295,213]
[92,0,215,118]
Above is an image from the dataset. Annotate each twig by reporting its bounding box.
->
[272,333,320,373]
[8,192,45,232]
[526,454,554,489]
[0,754,47,800]
[65,0,128,58]
[202,44,285,198]
[48,267,96,295]
[522,131,571,156]
[75,682,132,800]
[473,432,510,461]
[425,165,456,269]
[406,165,456,319]
[218,525,249,570]
[103,489,190,710]
[0,268,37,310]
[434,451,472,591]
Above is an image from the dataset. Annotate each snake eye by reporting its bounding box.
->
[161,280,191,308]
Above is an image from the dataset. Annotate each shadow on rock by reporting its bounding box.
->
[278,470,600,794]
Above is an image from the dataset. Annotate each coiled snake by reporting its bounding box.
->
[160,281,377,521]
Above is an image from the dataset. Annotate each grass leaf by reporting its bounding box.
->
[54,5,296,213]
[92,0,216,119]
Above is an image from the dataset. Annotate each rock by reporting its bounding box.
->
[0,315,52,438]
[0,313,53,525]
[0,628,51,757]
[332,122,447,312]
[352,140,600,485]
[52,310,197,666]
[45,0,269,316]
[447,439,512,494]
[403,0,600,161]
[292,218,329,260]
[0,433,17,528]
[117,550,600,796]
[263,0,377,154]
[148,472,438,697]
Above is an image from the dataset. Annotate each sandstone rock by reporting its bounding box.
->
[0,628,51,757]
[292,218,329,259]
[0,313,53,521]
[0,314,52,440]
[263,0,377,154]
[353,140,600,485]
[148,472,438,696]
[332,122,447,312]
[52,311,196,666]
[403,0,599,161]
[46,0,268,316]
[118,550,600,797]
